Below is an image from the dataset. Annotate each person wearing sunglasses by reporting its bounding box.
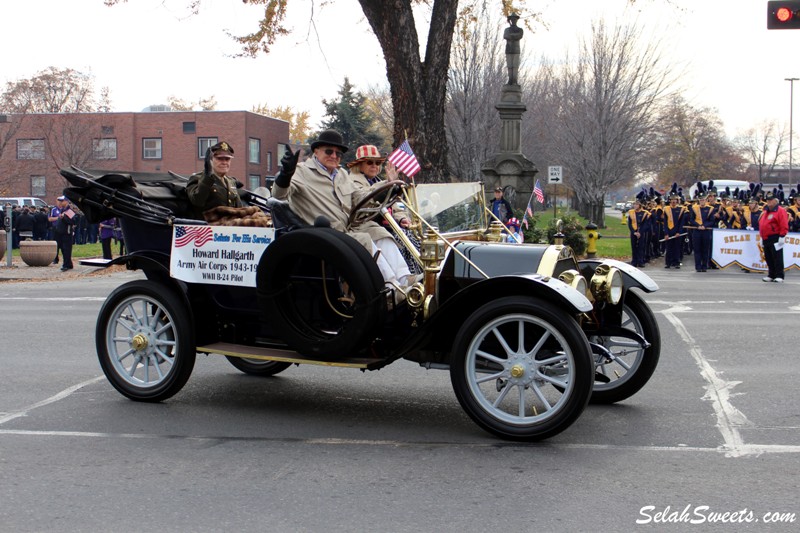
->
[273,130,414,290]
[187,141,244,218]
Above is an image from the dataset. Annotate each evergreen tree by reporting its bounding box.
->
[316,78,385,166]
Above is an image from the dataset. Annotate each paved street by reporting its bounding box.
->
[0,267,798,531]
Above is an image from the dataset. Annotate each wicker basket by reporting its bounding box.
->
[20,240,57,267]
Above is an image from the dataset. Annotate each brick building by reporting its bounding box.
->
[0,109,290,204]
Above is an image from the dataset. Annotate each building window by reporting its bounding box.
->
[143,138,162,159]
[31,176,46,197]
[249,138,261,164]
[93,138,117,160]
[17,139,45,160]
[183,121,196,134]
[101,125,114,135]
[267,151,273,172]
[248,175,260,190]
[198,137,218,158]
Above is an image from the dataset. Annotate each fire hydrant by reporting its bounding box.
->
[585,222,601,258]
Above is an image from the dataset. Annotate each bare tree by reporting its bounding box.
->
[0,68,108,192]
[445,5,505,181]
[1,67,96,113]
[735,120,786,182]
[549,20,672,226]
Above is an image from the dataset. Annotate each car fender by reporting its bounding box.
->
[578,258,659,293]
[397,275,592,359]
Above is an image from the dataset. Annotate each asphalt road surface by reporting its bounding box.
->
[1,267,798,532]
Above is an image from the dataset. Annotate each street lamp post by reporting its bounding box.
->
[786,77,799,184]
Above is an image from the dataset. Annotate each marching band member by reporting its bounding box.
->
[686,193,716,272]
[627,199,650,268]
[663,193,687,269]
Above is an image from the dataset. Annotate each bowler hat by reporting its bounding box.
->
[310,129,349,152]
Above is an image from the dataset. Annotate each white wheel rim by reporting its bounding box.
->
[464,314,576,426]
[105,295,178,388]
[591,303,645,390]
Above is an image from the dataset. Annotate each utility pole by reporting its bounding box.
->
[786,77,798,183]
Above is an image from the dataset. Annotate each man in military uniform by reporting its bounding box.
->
[186,141,243,218]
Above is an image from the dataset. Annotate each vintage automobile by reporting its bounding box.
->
[61,167,660,441]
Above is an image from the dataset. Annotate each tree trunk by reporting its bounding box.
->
[358,0,458,183]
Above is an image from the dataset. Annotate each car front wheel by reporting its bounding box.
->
[450,296,593,441]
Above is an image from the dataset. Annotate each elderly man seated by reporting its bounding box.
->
[271,129,413,289]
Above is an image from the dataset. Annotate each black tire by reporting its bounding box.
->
[589,290,661,404]
[257,227,385,358]
[450,296,594,441]
[96,280,195,402]
[225,357,292,376]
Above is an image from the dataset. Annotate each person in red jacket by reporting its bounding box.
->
[759,192,789,283]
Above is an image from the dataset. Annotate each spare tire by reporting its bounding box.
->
[257,227,385,358]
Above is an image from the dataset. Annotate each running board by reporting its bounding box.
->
[196,342,386,369]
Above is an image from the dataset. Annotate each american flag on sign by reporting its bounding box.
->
[533,179,545,204]
[174,226,214,248]
[387,140,421,177]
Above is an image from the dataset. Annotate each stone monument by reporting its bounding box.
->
[481,13,538,203]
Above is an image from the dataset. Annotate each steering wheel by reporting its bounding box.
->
[347,179,406,230]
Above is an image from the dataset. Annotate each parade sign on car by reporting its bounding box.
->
[170,225,274,287]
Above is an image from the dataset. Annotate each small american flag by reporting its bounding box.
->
[387,140,421,177]
[174,226,214,248]
[533,179,545,204]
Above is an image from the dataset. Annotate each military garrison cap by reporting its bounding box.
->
[210,141,234,156]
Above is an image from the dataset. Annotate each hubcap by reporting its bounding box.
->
[131,333,148,351]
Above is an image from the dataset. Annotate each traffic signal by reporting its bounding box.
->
[768,1,800,29]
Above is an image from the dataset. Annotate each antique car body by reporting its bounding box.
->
[61,168,661,441]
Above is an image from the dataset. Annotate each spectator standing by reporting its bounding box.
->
[15,207,35,242]
[490,187,514,225]
[48,195,75,270]
[33,207,49,240]
[759,192,789,283]
[99,217,116,260]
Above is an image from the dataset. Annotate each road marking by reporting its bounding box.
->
[1,429,799,455]
[0,376,104,426]
[661,309,768,457]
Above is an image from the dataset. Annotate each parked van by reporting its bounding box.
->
[0,197,49,209]
[686,180,750,200]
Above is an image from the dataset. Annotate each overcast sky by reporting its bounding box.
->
[4,0,798,138]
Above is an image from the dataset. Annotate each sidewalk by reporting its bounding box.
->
[0,257,122,282]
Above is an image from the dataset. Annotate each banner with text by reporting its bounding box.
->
[712,229,800,272]
[170,225,275,287]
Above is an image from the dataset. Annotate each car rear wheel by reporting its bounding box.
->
[450,296,593,441]
[96,280,195,402]
[588,290,661,404]
[225,357,292,376]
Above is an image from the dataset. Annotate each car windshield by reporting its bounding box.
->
[413,182,487,234]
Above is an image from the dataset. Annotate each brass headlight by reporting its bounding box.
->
[558,269,588,296]
[590,264,623,304]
